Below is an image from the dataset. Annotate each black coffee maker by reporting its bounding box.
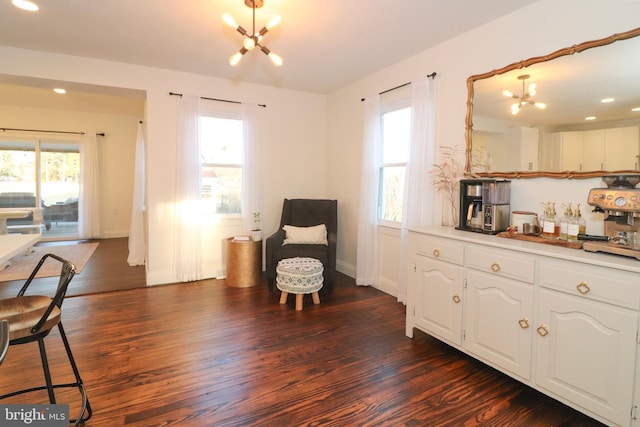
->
[458,179,511,234]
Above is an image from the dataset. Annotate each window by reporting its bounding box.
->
[379,104,411,223]
[199,111,243,214]
[0,137,80,237]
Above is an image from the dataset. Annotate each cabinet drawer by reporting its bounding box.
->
[466,245,535,284]
[538,258,640,309]
[413,235,464,265]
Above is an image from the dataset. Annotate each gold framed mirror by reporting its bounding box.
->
[465,27,640,178]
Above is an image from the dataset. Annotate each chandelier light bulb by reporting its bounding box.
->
[511,103,520,115]
[503,90,514,98]
[266,15,281,30]
[222,13,238,29]
[12,0,39,11]
[528,84,536,96]
[534,102,546,109]
[268,52,283,66]
[229,48,248,66]
[243,37,256,50]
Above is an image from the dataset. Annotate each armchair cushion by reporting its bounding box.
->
[283,224,328,245]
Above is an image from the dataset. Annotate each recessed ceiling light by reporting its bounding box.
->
[585,116,596,121]
[12,0,39,11]
[601,98,615,103]
[53,88,66,94]
[632,107,640,112]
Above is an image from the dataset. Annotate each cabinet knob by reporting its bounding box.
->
[576,281,590,295]
[452,294,461,304]
[537,325,549,337]
[490,262,501,272]
[518,318,529,329]
[433,249,440,257]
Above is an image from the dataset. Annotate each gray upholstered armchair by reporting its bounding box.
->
[266,199,337,293]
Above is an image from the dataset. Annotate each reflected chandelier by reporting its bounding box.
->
[503,74,546,115]
[222,0,283,67]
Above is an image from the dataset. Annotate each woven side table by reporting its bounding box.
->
[276,257,324,310]
[226,237,262,287]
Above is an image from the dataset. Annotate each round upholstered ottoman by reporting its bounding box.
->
[276,257,324,310]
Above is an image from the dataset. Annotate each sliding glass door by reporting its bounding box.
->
[0,136,80,238]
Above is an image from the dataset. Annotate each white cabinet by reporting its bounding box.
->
[413,256,463,346]
[605,127,640,170]
[406,228,640,427]
[536,289,636,427]
[536,257,640,427]
[465,269,533,380]
[551,126,639,172]
[407,234,464,347]
[583,129,605,171]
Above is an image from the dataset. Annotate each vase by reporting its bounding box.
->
[441,195,459,227]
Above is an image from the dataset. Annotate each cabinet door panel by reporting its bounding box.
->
[465,270,533,380]
[536,289,637,426]
[414,256,463,347]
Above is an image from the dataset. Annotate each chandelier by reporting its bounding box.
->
[503,74,546,115]
[222,0,283,67]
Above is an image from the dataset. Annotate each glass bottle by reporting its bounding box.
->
[541,202,559,240]
[567,209,580,242]
[578,205,586,236]
[558,203,572,241]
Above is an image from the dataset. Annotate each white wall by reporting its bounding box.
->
[0,47,327,285]
[326,0,640,294]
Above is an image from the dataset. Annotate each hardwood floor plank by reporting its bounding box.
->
[0,244,607,426]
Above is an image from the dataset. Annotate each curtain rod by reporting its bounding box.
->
[1,127,105,136]
[169,92,266,108]
[360,72,437,102]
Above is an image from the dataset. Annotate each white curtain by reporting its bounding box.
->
[127,121,146,266]
[79,131,101,238]
[241,103,262,234]
[355,95,381,286]
[174,95,204,281]
[397,77,436,303]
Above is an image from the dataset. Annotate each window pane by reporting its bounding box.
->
[380,165,405,223]
[202,166,242,214]
[382,107,410,164]
[41,142,80,236]
[200,116,243,164]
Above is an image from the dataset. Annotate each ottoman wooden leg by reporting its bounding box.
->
[279,291,288,304]
[295,294,303,311]
[312,291,320,305]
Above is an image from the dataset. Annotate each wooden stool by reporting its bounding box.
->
[276,257,323,310]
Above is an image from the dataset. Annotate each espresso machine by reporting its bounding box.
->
[582,174,640,260]
[458,179,511,234]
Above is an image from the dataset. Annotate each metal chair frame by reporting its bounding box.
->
[0,253,92,427]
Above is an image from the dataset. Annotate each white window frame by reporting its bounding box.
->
[199,104,244,217]
[378,97,411,227]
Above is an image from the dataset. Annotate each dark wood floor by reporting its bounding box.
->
[0,237,146,299]
[0,243,605,426]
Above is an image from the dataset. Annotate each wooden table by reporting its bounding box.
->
[226,237,262,287]
[0,234,40,269]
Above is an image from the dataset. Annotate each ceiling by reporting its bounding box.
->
[472,32,640,129]
[0,0,538,95]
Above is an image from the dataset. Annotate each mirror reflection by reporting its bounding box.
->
[466,27,640,178]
